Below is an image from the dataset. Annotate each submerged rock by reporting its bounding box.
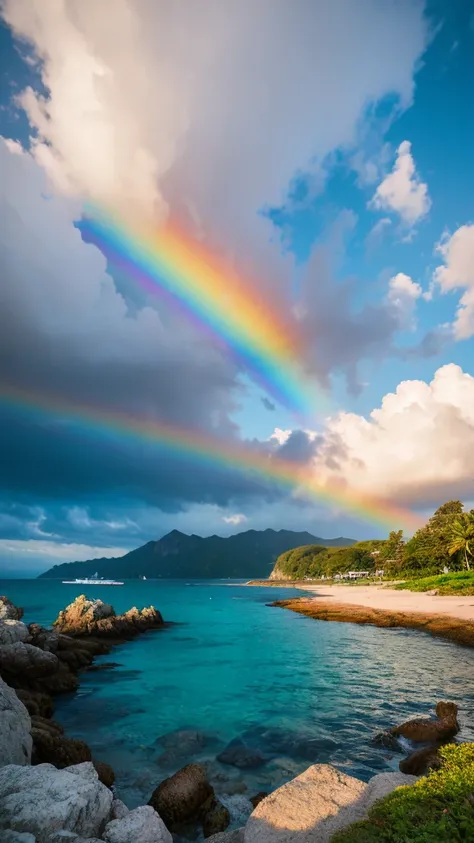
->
[102,805,172,843]
[391,701,459,744]
[0,762,113,843]
[371,730,404,752]
[0,676,32,766]
[155,728,207,765]
[54,594,164,638]
[148,763,214,829]
[217,739,267,769]
[0,596,24,620]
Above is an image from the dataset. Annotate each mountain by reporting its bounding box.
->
[38,529,356,580]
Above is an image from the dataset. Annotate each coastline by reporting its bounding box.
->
[269,584,474,647]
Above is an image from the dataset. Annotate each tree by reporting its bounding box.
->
[380,530,404,571]
[448,513,474,571]
[403,501,464,575]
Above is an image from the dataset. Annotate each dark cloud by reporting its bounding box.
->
[273,430,320,464]
[261,396,276,411]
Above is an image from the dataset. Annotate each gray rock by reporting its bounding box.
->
[102,806,172,843]
[46,834,103,843]
[207,831,244,843]
[110,799,129,820]
[0,676,32,766]
[244,764,366,843]
[0,642,59,679]
[2,832,37,843]
[63,762,99,783]
[0,620,29,645]
[0,763,113,843]
[0,596,23,620]
[244,766,417,843]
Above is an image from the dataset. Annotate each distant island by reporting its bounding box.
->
[38,528,355,580]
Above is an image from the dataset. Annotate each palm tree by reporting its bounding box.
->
[448,513,474,571]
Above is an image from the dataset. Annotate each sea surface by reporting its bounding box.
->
[2,578,474,817]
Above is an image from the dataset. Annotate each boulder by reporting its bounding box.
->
[40,664,79,696]
[93,761,116,788]
[244,764,366,843]
[2,832,37,842]
[371,730,404,752]
[399,745,443,776]
[0,642,59,681]
[217,739,267,769]
[0,762,113,843]
[102,805,172,843]
[391,701,459,743]
[148,763,214,829]
[110,799,129,821]
[27,625,60,653]
[202,798,231,838]
[31,716,92,767]
[244,769,417,843]
[54,595,163,638]
[0,619,29,645]
[155,729,207,765]
[0,676,32,766]
[207,831,244,843]
[0,596,24,620]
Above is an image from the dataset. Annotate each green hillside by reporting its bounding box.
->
[271,539,386,580]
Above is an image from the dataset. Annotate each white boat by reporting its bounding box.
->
[62,572,124,586]
[139,575,147,581]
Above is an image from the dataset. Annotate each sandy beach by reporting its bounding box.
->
[295,583,474,623]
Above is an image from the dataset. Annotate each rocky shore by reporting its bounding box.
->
[1,593,473,842]
[270,596,474,648]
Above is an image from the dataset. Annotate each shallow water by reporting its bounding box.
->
[3,578,474,814]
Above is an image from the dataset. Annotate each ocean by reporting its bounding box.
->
[2,578,474,813]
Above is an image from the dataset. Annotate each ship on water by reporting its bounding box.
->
[62,572,124,586]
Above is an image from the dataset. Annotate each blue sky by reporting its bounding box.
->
[0,0,473,575]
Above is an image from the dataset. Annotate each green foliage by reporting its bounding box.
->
[273,540,385,580]
[401,500,465,576]
[394,571,474,595]
[331,743,474,843]
[447,512,474,571]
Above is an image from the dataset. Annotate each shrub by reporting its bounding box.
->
[331,743,474,843]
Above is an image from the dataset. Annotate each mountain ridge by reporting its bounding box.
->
[38,528,356,580]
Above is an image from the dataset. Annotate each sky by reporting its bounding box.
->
[0,0,473,576]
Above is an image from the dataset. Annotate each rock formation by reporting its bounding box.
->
[0,675,32,766]
[54,594,164,638]
[148,763,215,829]
[391,700,459,743]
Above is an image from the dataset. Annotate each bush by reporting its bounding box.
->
[331,743,474,842]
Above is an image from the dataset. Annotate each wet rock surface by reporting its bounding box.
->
[399,744,443,776]
[217,739,267,769]
[0,596,24,621]
[0,675,32,766]
[148,763,214,830]
[390,700,459,743]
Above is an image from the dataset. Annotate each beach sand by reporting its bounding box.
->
[267,584,474,648]
[295,583,474,622]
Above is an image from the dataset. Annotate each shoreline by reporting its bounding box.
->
[269,586,474,647]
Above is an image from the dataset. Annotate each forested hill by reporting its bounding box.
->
[270,540,385,580]
[39,528,355,580]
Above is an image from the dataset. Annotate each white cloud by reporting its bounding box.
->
[2,0,428,237]
[310,364,474,506]
[370,140,431,226]
[387,272,422,329]
[433,224,474,340]
[365,217,392,249]
[222,514,247,526]
[0,539,129,575]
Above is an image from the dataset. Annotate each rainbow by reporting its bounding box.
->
[79,205,324,419]
[0,383,422,532]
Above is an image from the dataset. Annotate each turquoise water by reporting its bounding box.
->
[2,578,474,813]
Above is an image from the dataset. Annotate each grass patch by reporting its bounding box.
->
[331,743,474,843]
[393,571,474,595]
